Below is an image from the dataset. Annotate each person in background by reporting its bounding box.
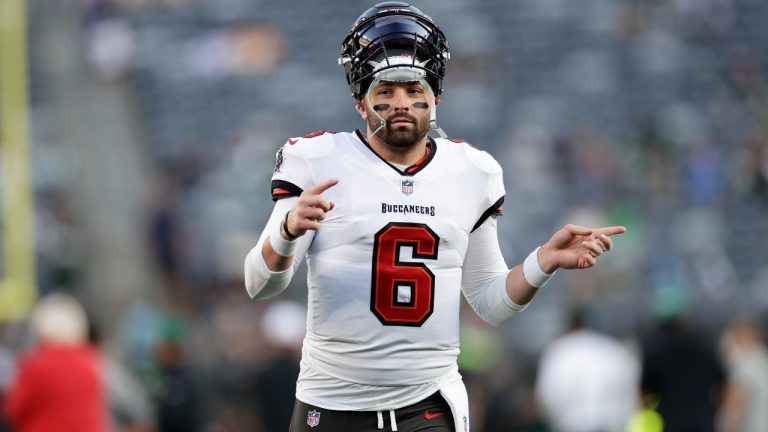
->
[640,302,725,432]
[254,300,305,432]
[154,332,200,432]
[536,310,639,432]
[0,324,18,432]
[718,318,768,432]
[89,322,157,432]
[2,293,110,432]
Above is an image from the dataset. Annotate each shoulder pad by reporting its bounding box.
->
[282,130,337,159]
[460,141,502,175]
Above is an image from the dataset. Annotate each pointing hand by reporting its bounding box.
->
[284,178,339,238]
[538,224,627,272]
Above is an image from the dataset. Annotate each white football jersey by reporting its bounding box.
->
[270,130,504,408]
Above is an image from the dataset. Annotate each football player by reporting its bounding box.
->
[244,2,626,431]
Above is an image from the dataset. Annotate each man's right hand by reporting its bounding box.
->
[283,178,339,239]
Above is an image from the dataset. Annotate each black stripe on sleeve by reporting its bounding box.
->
[271,180,304,201]
[471,196,505,233]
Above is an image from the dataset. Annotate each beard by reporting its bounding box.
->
[367,109,430,149]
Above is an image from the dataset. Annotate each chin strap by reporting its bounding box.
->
[366,76,387,137]
[419,78,447,139]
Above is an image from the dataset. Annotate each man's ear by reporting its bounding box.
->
[356,100,367,119]
[435,97,441,108]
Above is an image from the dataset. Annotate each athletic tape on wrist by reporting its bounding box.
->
[270,220,297,257]
[523,247,555,288]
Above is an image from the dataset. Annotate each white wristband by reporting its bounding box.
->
[523,247,555,288]
[269,222,298,257]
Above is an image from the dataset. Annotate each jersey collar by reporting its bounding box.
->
[354,129,437,177]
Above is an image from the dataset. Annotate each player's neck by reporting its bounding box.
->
[366,131,429,166]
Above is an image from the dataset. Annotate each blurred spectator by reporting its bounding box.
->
[2,293,110,432]
[483,365,547,432]
[148,178,183,277]
[85,18,135,82]
[458,310,505,430]
[640,311,725,432]
[683,141,725,207]
[186,25,287,80]
[742,138,768,204]
[0,325,17,432]
[253,300,305,432]
[36,190,86,295]
[535,310,639,432]
[154,333,200,432]
[89,324,157,432]
[718,319,768,432]
[116,300,200,430]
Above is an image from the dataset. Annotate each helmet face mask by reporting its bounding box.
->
[339,2,450,101]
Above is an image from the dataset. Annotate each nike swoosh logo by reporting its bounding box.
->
[288,138,298,145]
[424,410,445,420]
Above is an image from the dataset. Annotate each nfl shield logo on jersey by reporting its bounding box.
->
[401,180,414,196]
[306,410,321,427]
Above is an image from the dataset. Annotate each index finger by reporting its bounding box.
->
[564,224,593,237]
[595,226,627,237]
[305,178,339,195]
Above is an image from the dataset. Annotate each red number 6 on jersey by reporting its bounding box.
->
[371,222,439,327]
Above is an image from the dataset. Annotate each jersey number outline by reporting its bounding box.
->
[370,222,439,327]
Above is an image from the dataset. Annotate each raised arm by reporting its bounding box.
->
[244,179,338,300]
[505,224,626,305]
[462,221,626,326]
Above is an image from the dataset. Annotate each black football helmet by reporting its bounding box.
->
[339,2,450,101]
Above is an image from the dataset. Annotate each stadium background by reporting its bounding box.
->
[2,0,768,430]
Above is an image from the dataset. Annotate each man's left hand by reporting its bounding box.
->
[538,224,627,272]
